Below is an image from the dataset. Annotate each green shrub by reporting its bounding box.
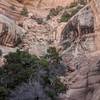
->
[0,48,66,100]
[0,50,39,88]
[49,8,58,16]
[60,6,82,22]
[0,86,8,100]
[45,77,66,100]
[71,6,82,15]
[56,6,64,13]
[54,79,66,93]
[47,6,63,20]
[20,7,28,17]
[0,50,40,99]
[36,18,43,24]
[60,11,71,22]
[45,47,62,64]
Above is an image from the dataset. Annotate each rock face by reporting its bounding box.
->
[59,0,100,100]
[0,0,26,48]
[21,18,53,55]
[0,14,26,47]
[0,0,100,100]
[0,0,74,56]
[16,0,76,8]
[60,5,95,56]
[61,55,100,100]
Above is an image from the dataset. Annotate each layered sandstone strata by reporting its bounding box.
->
[15,0,76,8]
[60,1,100,100]
[90,0,100,51]
[60,55,100,100]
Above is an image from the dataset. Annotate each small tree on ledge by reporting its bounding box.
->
[45,47,62,64]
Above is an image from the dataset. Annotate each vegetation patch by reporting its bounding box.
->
[0,47,66,100]
[60,6,83,22]
[20,7,28,17]
[47,6,64,20]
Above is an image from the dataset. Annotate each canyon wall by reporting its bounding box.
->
[90,0,100,51]
[59,1,100,100]
[16,0,76,8]
[60,0,100,57]
[60,5,94,53]
[0,0,100,100]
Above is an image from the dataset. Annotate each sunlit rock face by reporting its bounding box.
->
[60,0,100,60]
[59,1,100,100]
[16,0,76,8]
[60,5,95,56]
[0,14,26,47]
[0,0,77,56]
[60,55,100,100]
[0,0,26,48]
[0,0,99,57]
[90,0,100,51]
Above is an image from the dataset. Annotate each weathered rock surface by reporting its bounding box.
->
[15,0,76,9]
[60,5,95,56]
[21,18,53,55]
[0,0,100,100]
[0,0,87,56]
[59,1,100,100]
[0,0,68,56]
[0,14,26,47]
[59,55,100,100]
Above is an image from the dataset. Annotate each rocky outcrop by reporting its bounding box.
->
[0,1,22,21]
[90,0,100,51]
[0,0,100,100]
[59,1,100,100]
[0,0,76,56]
[21,18,54,56]
[0,14,26,47]
[0,0,26,49]
[60,55,100,100]
[15,0,76,9]
[60,5,95,54]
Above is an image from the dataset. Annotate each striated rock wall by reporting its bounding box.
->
[60,5,95,58]
[59,1,100,100]
[60,0,100,57]
[90,0,100,51]
[15,0,76,9]
[0,0,99,56]
[0,14,26,47]
[0,0,77,56]
[60,55,100,100]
